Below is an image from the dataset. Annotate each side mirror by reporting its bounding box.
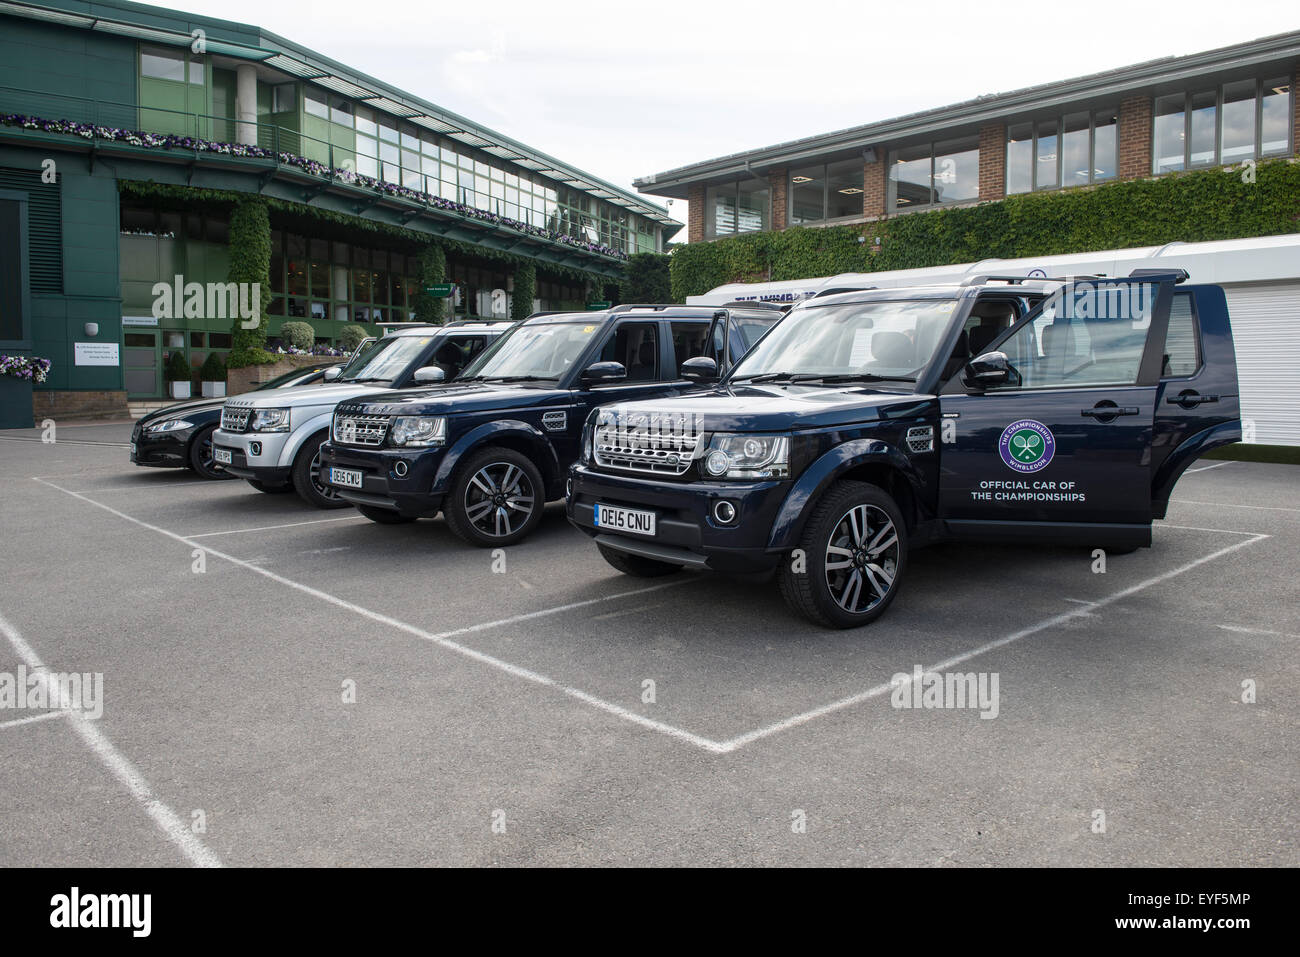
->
[581,361,626,387]
[680,356,718,382]
[413,366,447,384]
[322,366,342,382]
[963,351,1018,389]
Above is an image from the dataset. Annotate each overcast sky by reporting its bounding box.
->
[142,0,1298,236]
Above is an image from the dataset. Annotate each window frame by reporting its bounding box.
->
[789,162,864,225]
[1006,108,1118,194]
[1150,77,1294,175]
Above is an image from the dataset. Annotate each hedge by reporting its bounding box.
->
[413,243,447,324]
[621,252,673,303]
[670,159,1300,300]
[511,262,536,320]
[279,321,315,350]
[226,198,275,368]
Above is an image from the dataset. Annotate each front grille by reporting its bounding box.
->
[332,412,390,447]
[221,407,251,433]
[593,412,703,476]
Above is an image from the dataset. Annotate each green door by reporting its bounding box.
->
[124,331,161,398]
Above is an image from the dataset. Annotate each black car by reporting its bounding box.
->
[318,304,781,546]
[568,272,1242,627]
[129,360,341,479]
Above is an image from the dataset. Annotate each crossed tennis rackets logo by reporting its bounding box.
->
[998,419,1056,473]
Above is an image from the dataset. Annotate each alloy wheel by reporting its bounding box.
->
[823,504,899,614]
[463,462,536,539]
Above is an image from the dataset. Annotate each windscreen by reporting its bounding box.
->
[336,335,436,384]
[460,321,603,381]
[730,299,958,382]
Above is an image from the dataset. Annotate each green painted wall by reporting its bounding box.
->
[0,18,136,125]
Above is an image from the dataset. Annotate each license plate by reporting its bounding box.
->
[594,503,656,537]
[328,467,363,489]
[213,447,232,465]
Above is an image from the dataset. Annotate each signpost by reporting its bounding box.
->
[586,301,611,311]
[423,283,455,298]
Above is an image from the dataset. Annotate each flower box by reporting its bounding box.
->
[201,381,226,398]
[169,381,192,399]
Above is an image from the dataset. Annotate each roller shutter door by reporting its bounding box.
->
[1222,282,1300,447]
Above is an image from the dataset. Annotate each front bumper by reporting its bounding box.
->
[318,441,447,517]
[566,462,790,574]
[211,428,291,484]
[130,424,189,468]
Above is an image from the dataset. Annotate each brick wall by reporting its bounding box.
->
[863,153,886,218]
[1294,66,1300,157]
[32,390,129,420]
[687,183,705,243]
[978,124,1006,201]
[768,167,788,231]
[228,356,330,396]
[1119,95,1152,180]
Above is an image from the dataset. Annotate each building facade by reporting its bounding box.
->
[0,0,678,412]
[637,32,1298,244]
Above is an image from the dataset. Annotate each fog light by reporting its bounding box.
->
[394,460,409,478]
[713,500,737,524]
[249,441,262,456]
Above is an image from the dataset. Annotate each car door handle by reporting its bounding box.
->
[1166,392,1219,406]
[1080,406,1139,418]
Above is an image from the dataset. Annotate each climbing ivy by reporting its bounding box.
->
[511,262,536,320]
[413,243,447,324]
[226,198,275,368]
[670,159,1300,299]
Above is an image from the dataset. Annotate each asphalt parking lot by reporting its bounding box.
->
[0,419,1296,867]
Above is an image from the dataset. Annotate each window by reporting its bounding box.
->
[1008,110,1117,193]
[599,322,659,381]
[889,138,978,209]
[1162,293,1200,378]
[141,49,185,82]
[1152,79,1292,174]
[272,84,296,114]
[304,93,329,120]
[993,283,1156,389]
[790,162,862,223]
[670,321,713,374]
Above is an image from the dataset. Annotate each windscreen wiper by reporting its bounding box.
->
[793,373,917,384]
[477,375,558,383]
[730,371,801,383]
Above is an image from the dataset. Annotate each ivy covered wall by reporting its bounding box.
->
[670,160,1300,300]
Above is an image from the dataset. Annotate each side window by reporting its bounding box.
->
[991,282,1156,390]
[432,335,486,378]
[670,321,710,377]
[1161,293,1200,378]
[598,321,659,383]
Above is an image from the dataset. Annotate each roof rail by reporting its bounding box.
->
[443,318,518,326]
[961,273,1107,286]
[1127,268,1189,283]
[717,300,786,311]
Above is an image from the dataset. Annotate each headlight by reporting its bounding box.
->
[701,433,790,479]
[249,408,290,432]
[390,416,446,447]
[144,418,193,433]
[581,414,596,462]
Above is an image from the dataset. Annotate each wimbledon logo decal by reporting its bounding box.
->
[998,419,1055,473]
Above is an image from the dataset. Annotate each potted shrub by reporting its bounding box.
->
[279,321,316,353]
[200,352,227,398]
[165,349,192,399]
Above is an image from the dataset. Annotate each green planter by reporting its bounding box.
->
[0,375,35,430]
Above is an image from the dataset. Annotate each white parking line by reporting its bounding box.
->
[187,516,364,538]
[0,710,67,731]
[0,608,222,867]
[1217,623,1300,639]
[1184,461,1233,474]
[1172,500,1300,513]
[35,476,1273,756]
[716,529,1270,753]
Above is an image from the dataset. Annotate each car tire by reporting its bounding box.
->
[187,425,235,480]
[247,479,292,494]
[596,543,682,578]
[778,480,908,629]
[443,446,545,547]
[292,432,351,509]
[357,505,417,525]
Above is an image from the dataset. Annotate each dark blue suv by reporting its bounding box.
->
[567,272,1241,628]
[318,304,780,546]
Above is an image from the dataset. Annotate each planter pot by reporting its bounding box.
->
[0,375,35,429]
[201,381,226,398]
[169,381,192,399]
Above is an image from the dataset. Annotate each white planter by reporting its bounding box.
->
[201,381,226,398]
[169,381,192,399]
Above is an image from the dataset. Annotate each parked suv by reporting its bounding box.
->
[567,272,1241,628]
[212,321,509,507]
[318,304,782,545]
